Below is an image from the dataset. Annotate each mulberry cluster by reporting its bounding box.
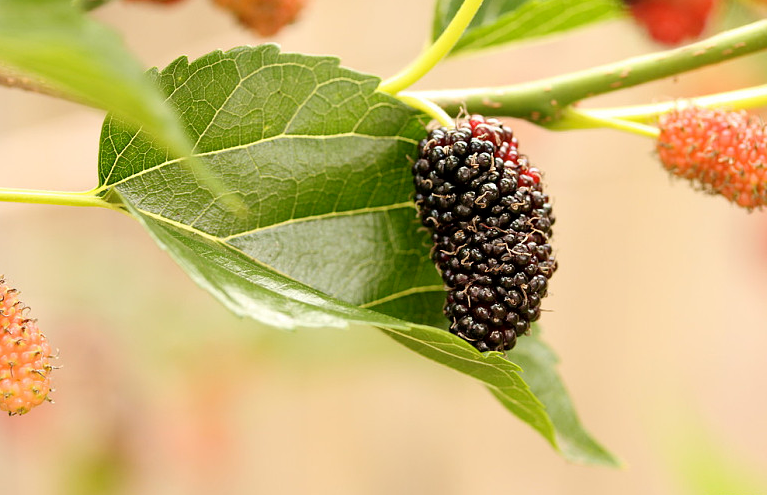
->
[413,116,557,352]
[0,277,54,416]
[657,106,767,209]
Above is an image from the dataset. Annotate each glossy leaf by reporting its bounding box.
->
[433,0,625,55]
[98,44,615,464]
[128,204,556,448]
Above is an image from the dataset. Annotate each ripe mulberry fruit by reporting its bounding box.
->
[413,116,557,352]
[0,277,54,416]
[657,106,767,209]
[624,0,717,45]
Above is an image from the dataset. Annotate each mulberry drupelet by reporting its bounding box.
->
[412,116,557,352]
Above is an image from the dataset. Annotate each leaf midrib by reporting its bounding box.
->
[221,201,416,241]
[96,131,419,195]
[359,284,445,308]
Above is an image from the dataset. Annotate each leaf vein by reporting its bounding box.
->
[221,201,416,241]
[359,285,445,308]
[101,133,417,192]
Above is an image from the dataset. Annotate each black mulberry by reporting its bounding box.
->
[413,116,557,352]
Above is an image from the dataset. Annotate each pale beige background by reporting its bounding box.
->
[1,1,766,494]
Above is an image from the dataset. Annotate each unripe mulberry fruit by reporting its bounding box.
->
[624,0,717,45]
[412,116,557,352]
[213,0,306,36]
[0,278,54,416]
[657,106,767,209]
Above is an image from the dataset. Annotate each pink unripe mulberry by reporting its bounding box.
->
[657,106,767,209]
[0,278,54,416]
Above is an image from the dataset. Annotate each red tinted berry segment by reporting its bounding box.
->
[625,0,716,45]
[657,106,767,209]
[0,278,54,416]
[413,116,557,352]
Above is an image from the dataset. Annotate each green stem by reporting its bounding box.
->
[587,83,767,122]
[0,187,120,210]
[378,0,484,95]
[409,19,767,124]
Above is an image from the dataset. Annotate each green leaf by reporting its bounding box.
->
[0,0,190,161]
[126,199,556,451]
[97,45,436,314]
[127,204,554,438]
[433,0,625,56]
[98,44,615,464]
[126,207,412,331]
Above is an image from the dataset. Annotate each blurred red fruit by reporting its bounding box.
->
[214,0,306,36]
[626,0,717,45]
[657,106,767,209]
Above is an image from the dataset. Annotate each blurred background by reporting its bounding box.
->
[2,0,767,493]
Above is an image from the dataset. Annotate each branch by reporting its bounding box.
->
[407,20,767,124]
[0,65,78,103]
[586,83,767,122]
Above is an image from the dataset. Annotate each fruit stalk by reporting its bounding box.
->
[585,83,767,122]
[378,0,485,95]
